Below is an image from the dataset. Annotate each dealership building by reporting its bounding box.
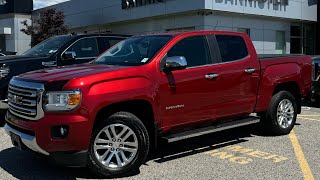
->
[34,0,318,55]
[0,0,32,54]
[1,0,319,55]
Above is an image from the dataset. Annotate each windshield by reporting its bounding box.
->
[23,36,73,56]
[93,35,172,66]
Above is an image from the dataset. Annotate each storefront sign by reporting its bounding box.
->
[122,0,165,9]
[248,0,288,5]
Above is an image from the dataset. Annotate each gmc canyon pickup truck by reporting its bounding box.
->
[4,31,312,177]
[0,34,129,125]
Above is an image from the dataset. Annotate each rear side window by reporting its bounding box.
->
[168,36,210,67]
[66,38,99,58]
[99,37,124,50]
[216,35,248,63]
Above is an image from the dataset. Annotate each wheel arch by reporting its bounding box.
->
[93,99,158,149]
[272,81,302,114]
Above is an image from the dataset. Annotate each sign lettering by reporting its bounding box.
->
[122,0,165,9]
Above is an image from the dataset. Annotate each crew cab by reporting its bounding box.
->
[0,34,129,125]
[4,31,312,177]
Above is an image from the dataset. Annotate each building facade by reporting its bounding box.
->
[317,2,320,54]
[0,0,32,54]
[37,0,317,55]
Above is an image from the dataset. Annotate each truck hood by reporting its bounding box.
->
[18,64,130,82]
[0,55,45,64]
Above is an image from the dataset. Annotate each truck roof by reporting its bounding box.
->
[135,30,248,37]
[57,33,131,38]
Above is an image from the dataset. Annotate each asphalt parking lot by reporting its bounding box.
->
[0,104,319,180]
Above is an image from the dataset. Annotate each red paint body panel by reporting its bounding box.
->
[9,31,312,153]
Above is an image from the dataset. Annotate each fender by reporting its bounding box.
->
[255,62,302,112]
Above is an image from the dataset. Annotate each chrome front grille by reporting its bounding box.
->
[8,78,45,121]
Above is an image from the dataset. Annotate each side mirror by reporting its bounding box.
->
[62,51,77,61]
[164,56,188,72]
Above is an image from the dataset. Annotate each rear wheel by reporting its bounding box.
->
[88,112,149,177]
[261,91,298,135]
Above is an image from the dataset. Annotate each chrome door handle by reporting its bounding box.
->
[205,74,219,79]
[42,61,57,67]
[245,68,256,74]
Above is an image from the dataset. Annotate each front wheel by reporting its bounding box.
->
[88,112,150,177]
[262,91,298,135]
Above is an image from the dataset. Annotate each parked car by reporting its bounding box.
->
[0,34,129,126]
[0,51,17,56]
[4,31,312,177]
[311,56,320,103]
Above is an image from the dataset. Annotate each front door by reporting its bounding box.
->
[159,35,216,129]
[63,37,100,65]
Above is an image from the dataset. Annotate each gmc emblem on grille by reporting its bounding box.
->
[9,94,23,105]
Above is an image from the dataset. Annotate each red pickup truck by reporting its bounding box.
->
[4,31,312,177]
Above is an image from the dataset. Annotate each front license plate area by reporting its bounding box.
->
[10,132,22,150]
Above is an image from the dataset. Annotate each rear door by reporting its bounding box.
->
[207,35,260,120]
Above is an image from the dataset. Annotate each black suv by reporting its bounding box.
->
[0,34,129,125]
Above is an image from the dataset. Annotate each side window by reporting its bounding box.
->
[66,38,99,59]
[167,36,210,67]
[100,37,124,50]
[216,35,248,63]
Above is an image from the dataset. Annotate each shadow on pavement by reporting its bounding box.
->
[302,100,320,108]
[0,125,258,179]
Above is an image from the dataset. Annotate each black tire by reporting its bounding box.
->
[88,112,150,178]
[261,91,298,135]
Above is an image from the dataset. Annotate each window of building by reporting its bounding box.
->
[238,28,250,37]
[276,31,286,54]
[66,38,99,58]
[216,35,248,63]
[290,24,316,55]
[167,36,210,67]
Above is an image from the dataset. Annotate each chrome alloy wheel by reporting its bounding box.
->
[276,99,295,129]
[93,124,139,169]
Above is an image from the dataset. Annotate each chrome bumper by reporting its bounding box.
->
[4,124,49,155]
[0,99,8,109]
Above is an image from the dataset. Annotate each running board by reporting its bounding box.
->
[164,116,260,143]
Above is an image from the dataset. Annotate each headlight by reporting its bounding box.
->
[43,90,81,112]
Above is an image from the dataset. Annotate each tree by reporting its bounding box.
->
[21,8,68,47]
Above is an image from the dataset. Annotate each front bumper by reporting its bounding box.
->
[5,111,92,153]
[4,123,49,155]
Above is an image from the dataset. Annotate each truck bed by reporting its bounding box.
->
[258,54,306,60]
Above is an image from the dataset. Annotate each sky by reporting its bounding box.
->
[33,0,69,9]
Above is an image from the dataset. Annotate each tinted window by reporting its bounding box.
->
[93,36,172,66]
[100,37,124,50]
[216,35,248,63]
[167,36,210,67]
[23,36,73,56]
[66,38,99,58]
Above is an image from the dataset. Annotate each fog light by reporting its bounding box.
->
[52,126,69,139]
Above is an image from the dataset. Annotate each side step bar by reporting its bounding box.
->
[164,116,260,143]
